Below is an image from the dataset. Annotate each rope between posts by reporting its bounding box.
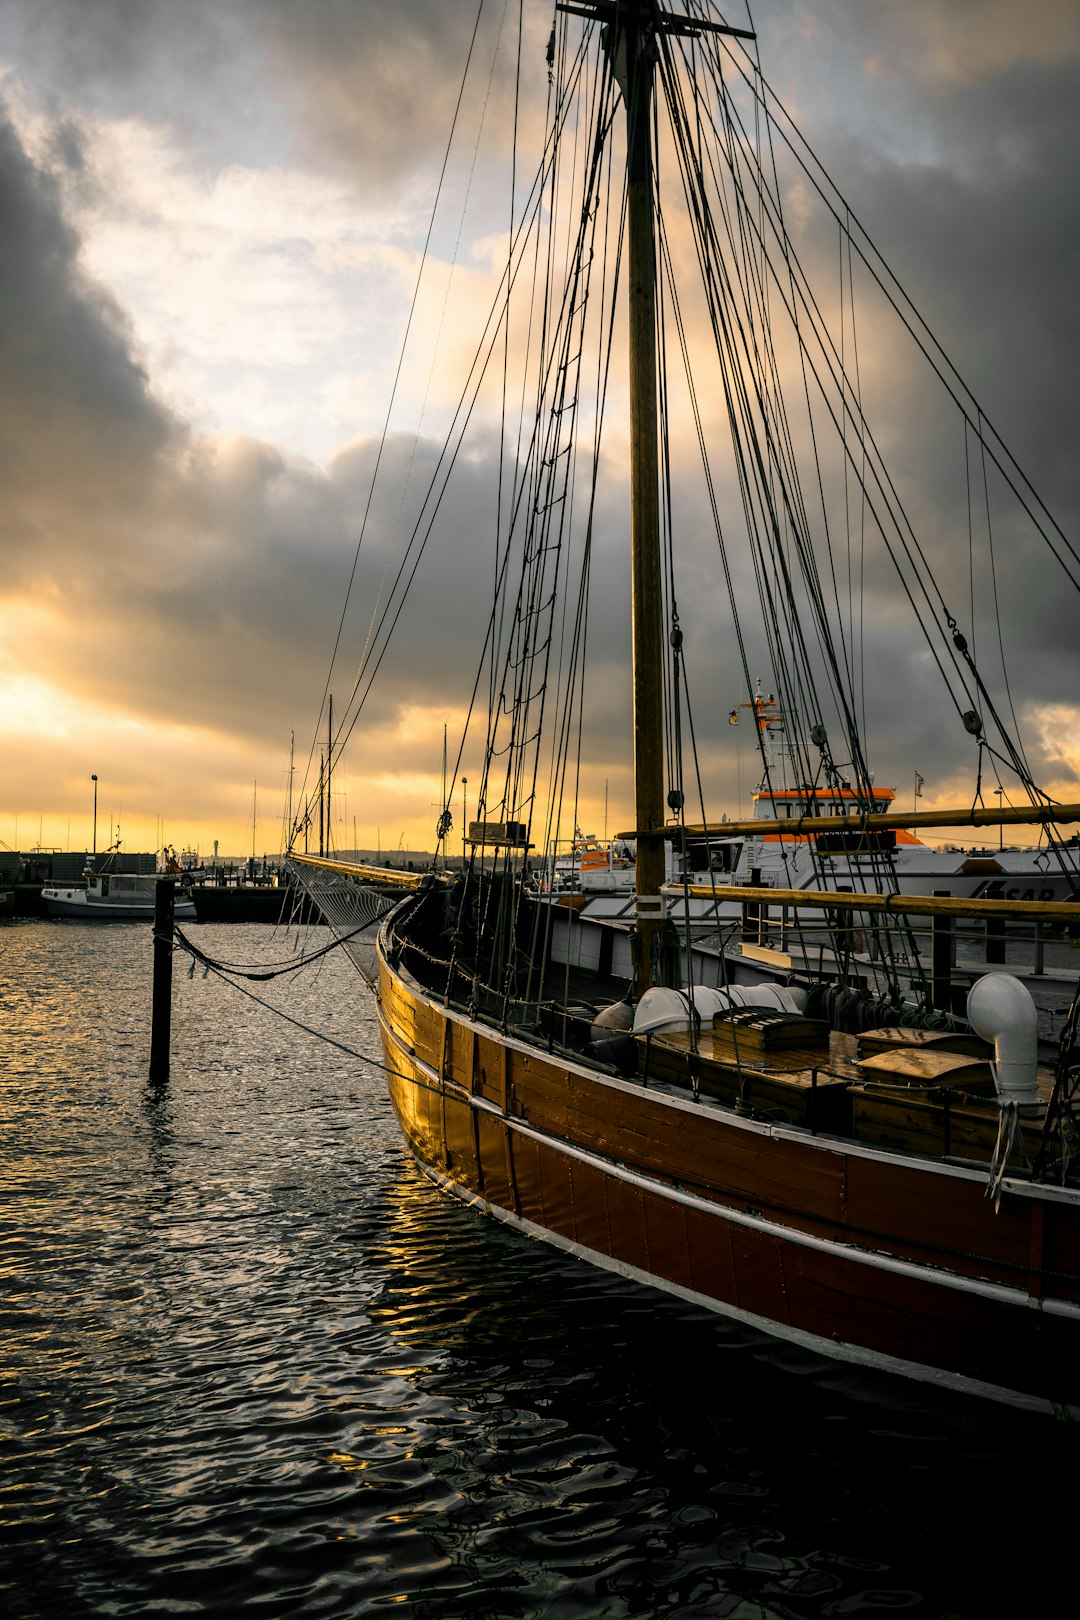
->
[169,926,419,1084]
[172,920,378,981]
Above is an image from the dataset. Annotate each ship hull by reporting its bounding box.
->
[377,928,1080,1416]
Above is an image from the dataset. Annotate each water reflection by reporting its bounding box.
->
[0,921,1073,1618]
[361,1155,1075,1618]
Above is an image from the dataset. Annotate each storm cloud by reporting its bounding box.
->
[1,1,1077,855]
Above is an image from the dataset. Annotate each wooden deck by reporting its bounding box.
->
[632,1018,1057,1173]
[636,1025,856,1131]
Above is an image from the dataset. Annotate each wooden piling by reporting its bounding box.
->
[742,867,762,944]
[931,889,954,1013]
[985,914,1006,964]
[149,879,175,1084]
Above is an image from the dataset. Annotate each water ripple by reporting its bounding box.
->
[0,920,1074,1616]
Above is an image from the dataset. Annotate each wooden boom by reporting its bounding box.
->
[289,853,444,890]
[678,881,1080,921]
[619,801,1080,839]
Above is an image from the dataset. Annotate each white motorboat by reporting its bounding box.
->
[42,869,196,921]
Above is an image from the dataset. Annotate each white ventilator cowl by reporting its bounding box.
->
[966,973,1040,1106]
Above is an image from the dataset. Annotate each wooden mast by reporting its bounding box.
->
[557,5,754,996]
[583,2,751,997]
[621,1,666,997]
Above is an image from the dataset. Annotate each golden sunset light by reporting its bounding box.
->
[6,12,1080,1610]
[3,1,1078,858]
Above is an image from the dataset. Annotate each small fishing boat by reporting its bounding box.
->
[538,828,637,894]
[42,867,196,921]
[701,689,1080,904]
[544,684,1080,983]
[291,2,1080,1414]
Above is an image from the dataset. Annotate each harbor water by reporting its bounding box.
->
[1,919,1076,1618]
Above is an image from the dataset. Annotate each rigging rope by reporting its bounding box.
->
[288,6,1077,1048]
[294,0,492,837]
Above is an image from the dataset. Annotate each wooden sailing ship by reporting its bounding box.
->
[291,2,1080,1414]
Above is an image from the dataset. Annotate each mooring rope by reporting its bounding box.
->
[169,923,422,1085]
[171,920,377,982]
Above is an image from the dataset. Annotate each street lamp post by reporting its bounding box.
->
[461,776,468,867]
[91,774,98,860]
[995,787,1004,850]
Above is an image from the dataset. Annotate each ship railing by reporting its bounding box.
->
[679,880,1080,1015]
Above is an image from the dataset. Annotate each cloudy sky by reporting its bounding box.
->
[2,0,1078,860]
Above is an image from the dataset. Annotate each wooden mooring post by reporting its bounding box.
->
[930,888,954,1013]
[149,879,175,1084]
[985,913,1007,964]
[741,867,763,944]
